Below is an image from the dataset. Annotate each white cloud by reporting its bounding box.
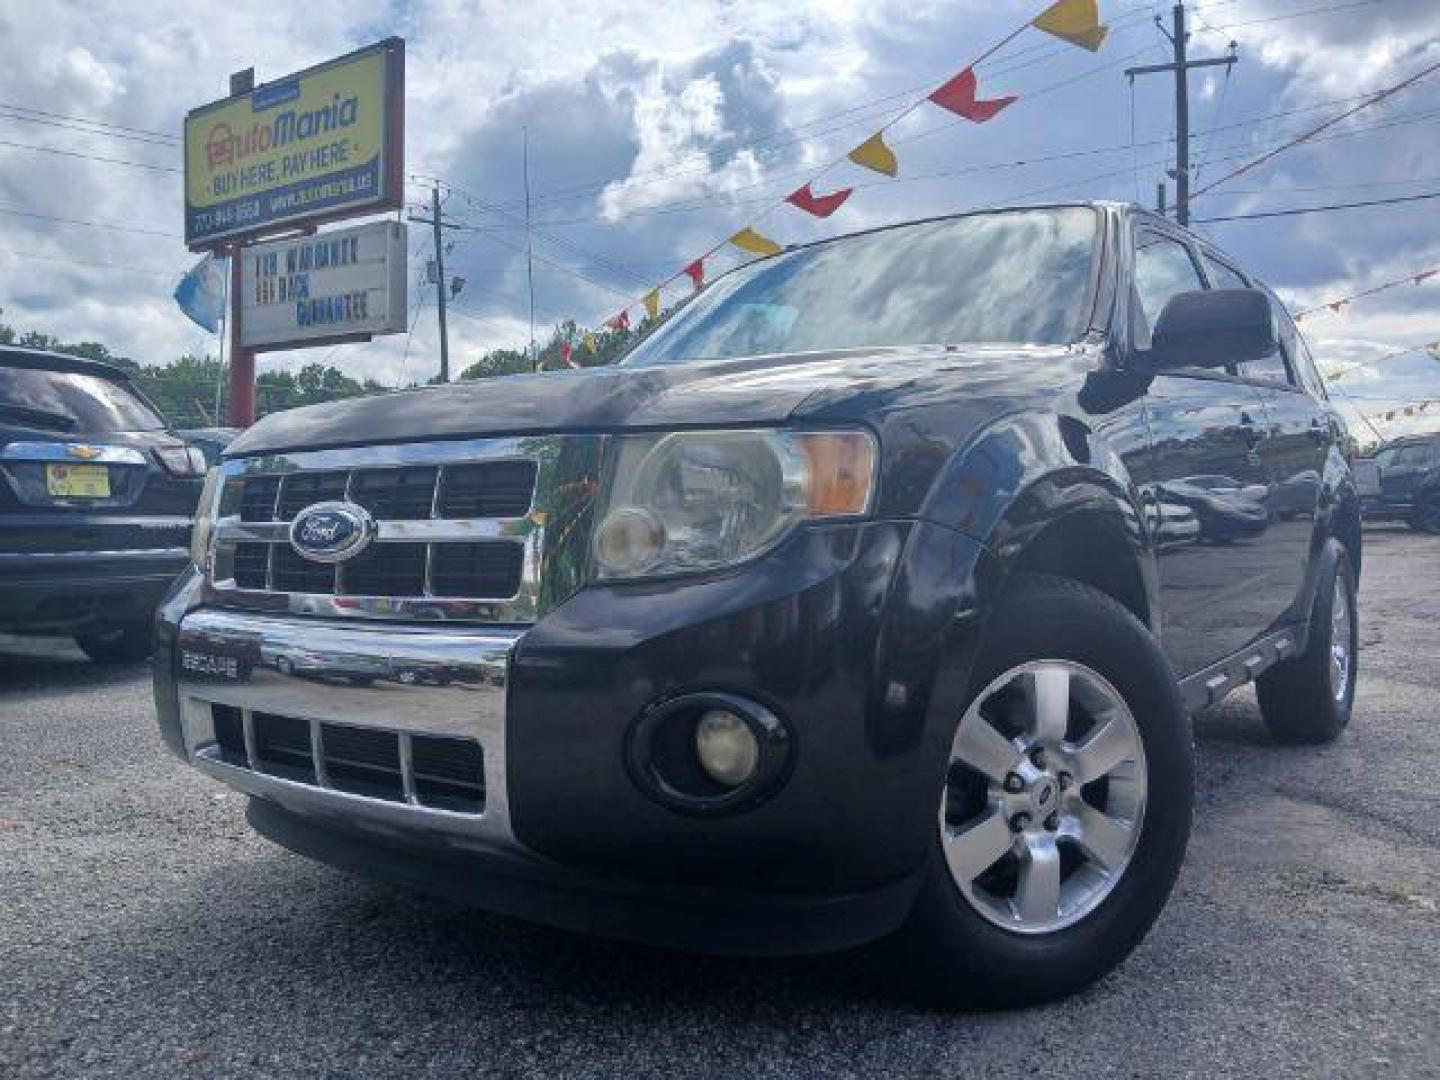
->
[0,0,1434,401]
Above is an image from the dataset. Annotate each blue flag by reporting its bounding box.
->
[173,254,228,333]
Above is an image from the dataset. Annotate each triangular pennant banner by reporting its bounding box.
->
[730,227,783,256]
[1329,301,1346,314]
[848,131,898,177]
[643,289,660,320]
[582,331,597,353]
[928,67,1017,123]
[606,310,630,333]
[684,259,705,291]
[1032,0,1109,51]
[786,182,853,219]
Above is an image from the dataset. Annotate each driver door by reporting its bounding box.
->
[1128,227,1277,679]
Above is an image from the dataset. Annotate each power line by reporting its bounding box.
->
[1194,188,1440,222]
[1191,55,1440,200]
[0,135,180,173]
[0,247,175,277]
[0,101,179,143]
[0,204,179,238]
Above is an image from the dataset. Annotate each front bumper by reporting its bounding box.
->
[154,519,990,955]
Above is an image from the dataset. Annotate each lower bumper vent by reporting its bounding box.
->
[211,704,485,815]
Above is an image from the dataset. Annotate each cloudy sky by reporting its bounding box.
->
[0,0,1436,443]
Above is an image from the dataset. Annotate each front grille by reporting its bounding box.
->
[218,458,537,602]
[210,704,485,814]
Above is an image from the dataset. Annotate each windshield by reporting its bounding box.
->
[0,365,165,432]
[622,207,1099,368]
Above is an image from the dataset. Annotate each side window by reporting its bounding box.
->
[1397,444,1432,467]
[1132,232,1205,348]
[1238,284,1297,387]
[1200,253,1248,292]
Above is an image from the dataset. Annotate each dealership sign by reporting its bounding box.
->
[184,39,404,249]
[239,221,407,349]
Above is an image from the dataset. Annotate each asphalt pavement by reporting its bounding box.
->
[2,525,1437,1078]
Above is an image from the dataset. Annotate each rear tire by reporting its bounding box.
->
[1256,549,1357,744]
[886,574,1193,1010]
[75,620,153,664]
[1408,492,1440,534]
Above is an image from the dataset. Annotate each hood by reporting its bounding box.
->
[226,344,1091,457]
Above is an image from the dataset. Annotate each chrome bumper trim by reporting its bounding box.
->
[175,607,525,850]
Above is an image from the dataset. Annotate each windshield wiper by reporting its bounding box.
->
[0,403,79,431]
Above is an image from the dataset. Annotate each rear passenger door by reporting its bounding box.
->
[1130,228,1278,677]
[1228,273,1331,623]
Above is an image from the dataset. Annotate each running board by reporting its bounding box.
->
[1177,624,1309,714]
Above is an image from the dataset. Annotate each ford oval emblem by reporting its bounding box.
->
[288,501,375,564]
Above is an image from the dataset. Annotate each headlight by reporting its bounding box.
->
[190,467,223,571]
[593,429,876,580]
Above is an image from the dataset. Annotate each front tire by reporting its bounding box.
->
[75,620,153,664]
[1256,547,1357,744]
[887,574,1194,1009]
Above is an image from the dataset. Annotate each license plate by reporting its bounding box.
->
[45,463,110,499]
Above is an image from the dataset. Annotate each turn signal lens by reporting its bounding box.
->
[799,432,876,516]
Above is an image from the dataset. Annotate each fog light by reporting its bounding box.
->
[694,709,759,787]
[594,506,666,577]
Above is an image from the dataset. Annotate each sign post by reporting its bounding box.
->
[184,39,405,425]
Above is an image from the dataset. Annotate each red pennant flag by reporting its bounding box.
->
[606,310,630,333]
[785,182,853,219]
[684,259,704,291]
[928,67,1017,123]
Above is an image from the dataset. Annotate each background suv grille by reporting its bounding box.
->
[218,458,537,602]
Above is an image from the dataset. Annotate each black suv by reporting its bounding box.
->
[1362,434,1440,532]
[154,203,1359,1007]
[1,348,205,661]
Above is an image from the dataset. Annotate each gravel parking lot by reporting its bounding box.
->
[2,525,1438,1078]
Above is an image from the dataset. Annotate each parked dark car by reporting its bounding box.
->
[1,348,206,661]
[154,203,1360,1008]
[1361,434,1440,532]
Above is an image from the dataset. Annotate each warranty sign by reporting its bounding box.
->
[184,39,404,249]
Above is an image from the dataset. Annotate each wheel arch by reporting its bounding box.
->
[918,410,1160,634]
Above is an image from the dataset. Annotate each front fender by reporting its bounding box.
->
[915,410,1158,628]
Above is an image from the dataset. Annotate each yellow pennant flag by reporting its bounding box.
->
[848,132,898,177]
[729,227,783,256]
[582,331,597,353]
[1032,0,1109,52]
[643,289,660,319]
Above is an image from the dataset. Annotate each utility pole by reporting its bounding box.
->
[411,185,463,382]
[430,185,450,382]
[1126,4,1237,226]
[523,126,537,373]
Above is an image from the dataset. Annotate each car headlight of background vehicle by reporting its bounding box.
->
[593,429,876,580]
[189,467,223,571]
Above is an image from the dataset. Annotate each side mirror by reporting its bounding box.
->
[1145,288,1275,372]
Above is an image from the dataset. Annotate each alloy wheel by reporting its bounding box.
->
[1329,576,1353,703]
[940,660,1147,934]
